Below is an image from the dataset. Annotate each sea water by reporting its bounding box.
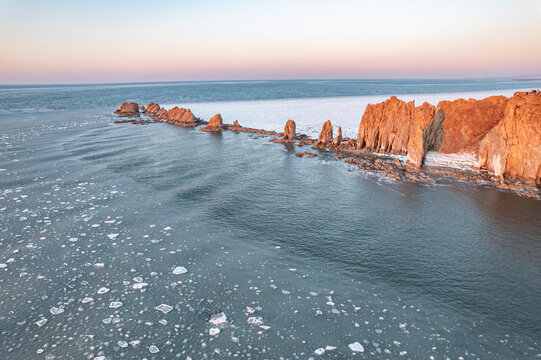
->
[1,79,541,359]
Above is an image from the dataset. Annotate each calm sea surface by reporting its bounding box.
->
[1,79,541,359]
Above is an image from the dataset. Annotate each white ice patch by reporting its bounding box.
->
[97,287,110,294]
[314,348,325,355]
[49,307,64,315]
[247,316,263,326]
[81,297,94,304]
[349,342,365,352]
[35,318,48,327]
[155,304,173,314]
[209,312,228,326]
[149,345,159,354]
[109,301,123,309]
[107,233,119,240]
[172,266,187,275]
[209,327,220,336]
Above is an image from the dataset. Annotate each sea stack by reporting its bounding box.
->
[115,102,140,117]
[283,119,296,141]
[332,126,342,146]
[202,114,224,132]
[315,120,333,147]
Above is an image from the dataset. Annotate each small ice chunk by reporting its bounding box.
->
[129,340,140,347]
[133,276,143,283]
[247,317,263,326]
[109,301,123,309]
[149,345,159,354]
[81,297,94,304]
[209,327,220,336]
[69,237,78,242]
[132,282,148,290]
[0,263,6,269]
[349,342,365,352]
[209,312,228,326]
[107,233,119,240]
[172,266,187,275]
[325,346,337,351]
[314,348,325,355]
[118,340,128,348]
[50,307,64,315]
[94,263,105,268]
[155,304,173,314]
[35,318,48,327]
[97,287,110,294]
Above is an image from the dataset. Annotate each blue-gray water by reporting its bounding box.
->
[1,80,541,359]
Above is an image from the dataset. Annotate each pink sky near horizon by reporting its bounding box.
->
[1,0,541,84]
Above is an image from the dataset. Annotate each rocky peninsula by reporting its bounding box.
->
[114,91,541,199]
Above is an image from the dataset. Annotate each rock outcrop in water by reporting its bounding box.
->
[478,92,541,187]
[270,120,296,143]
[202,114,224,132]
[315,120,333,147]
[114,92,541,198]
[115,102,140,117]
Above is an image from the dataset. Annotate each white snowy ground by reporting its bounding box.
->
[163,87,531,170]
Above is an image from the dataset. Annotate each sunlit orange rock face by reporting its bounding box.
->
[332,126,342,146]
[115,102,140,117]
[202,114,224,132]
[478,92,541,185]
[144,102,160,115]
[356,97,443,170]
[164,107,197,127]
[436,96,508,154]
[357,96,419,154]
[316,120,333,146]
[283,119,296,141]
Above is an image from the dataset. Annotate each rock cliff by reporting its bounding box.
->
[478,92,541,186]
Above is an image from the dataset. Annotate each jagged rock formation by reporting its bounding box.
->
[478,92,541,186]
[405,106,445,170]
[115,102,140,117]
[332,126,342,146]
[436,96,508,154]
[357,96,416,153]
[315,120,333,147]
[143,102,160,116]
[270,120,296,143]
[164,107,197,127]
[202,114,224,132]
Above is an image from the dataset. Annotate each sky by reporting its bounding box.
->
[1,0,540,84]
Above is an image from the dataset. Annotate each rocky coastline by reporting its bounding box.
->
[114,91,541,199]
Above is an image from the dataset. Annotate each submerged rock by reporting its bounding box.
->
[202,113,224,132]
[114,102,140,117]
[296,152,318,158]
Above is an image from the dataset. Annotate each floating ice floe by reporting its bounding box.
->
[94,263,105,268]
[132,282,148,290]
[97,287,110,294]
[35,318,48,327]
[325,346,337,351]
[172,266,187,275]
[107,233,119,240]
[81,297,94,304]
[209,312,228,326]
[247,317,263,326]
[209,327,220,336]
[155,304,173,314]
[149,345,159,354]
[0,263,6,269]
[68,237,78,242]
[118,340,128,348]
[349,342,365,352]
[50,307,64,315]
[109,301,123,309]
[314,348,325,355]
